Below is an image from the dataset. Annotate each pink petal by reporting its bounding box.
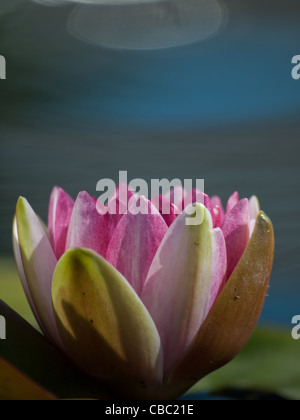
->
[99,197,128,241]
[48,187,74,260]
[106,196,168,296]
[141,204,215,373]
[152,195,179,227]
[211,195,224,211]
[169,185,185,210]
[112,183,134,205]
[211,195,225,227]
[209,228,227,310]
[66,191,109,257]
[226,191,239,215]
[212,206,223,228]
[183,189,205,208]
[222,198,250,279]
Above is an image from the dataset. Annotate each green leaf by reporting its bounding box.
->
[0,258,38,329]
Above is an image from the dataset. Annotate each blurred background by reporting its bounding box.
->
[0,0,300,399]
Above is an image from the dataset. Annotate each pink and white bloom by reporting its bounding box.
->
[13,186,274,399]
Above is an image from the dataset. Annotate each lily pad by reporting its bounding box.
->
[0,258,38,329]
[185,329,300,400]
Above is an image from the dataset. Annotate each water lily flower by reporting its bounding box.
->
[12,186,274,399]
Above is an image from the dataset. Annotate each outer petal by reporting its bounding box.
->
[48,187,74,260]
[141,204,214,373]
[66,191,108,257]
[222,198,250,279]
[15,198,63,349]
[52,248,163,398]
[12,217,43,329]
[106,197,168,296]
[164,211,274,399]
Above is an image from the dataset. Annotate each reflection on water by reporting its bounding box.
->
[68,0,227,50]
[31,0,227,50]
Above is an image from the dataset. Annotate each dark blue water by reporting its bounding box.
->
[0,0,300,329]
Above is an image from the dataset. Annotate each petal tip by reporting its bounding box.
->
[257,210,272,225]
[16,196,27,209]
[76,190,90,200]
[51,186,61,194]
[57,247,103,270]
[255,211,274,242]
[184,203,214,229]
[16,197,32,220]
